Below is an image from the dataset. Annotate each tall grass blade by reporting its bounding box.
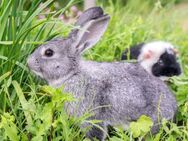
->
[0,0,13,40]
[16,0,54,40]
[12,81,32,125]
[0,71,11,83]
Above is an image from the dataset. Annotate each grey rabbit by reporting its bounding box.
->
[27,7,177,141]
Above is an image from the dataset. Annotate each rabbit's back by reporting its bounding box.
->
[63,61,177,131]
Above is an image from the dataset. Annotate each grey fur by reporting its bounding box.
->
[27,7,177,141]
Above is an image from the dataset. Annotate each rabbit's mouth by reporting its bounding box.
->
[30,69,44,78]
[27,55,44,78]
[28,63,44,78]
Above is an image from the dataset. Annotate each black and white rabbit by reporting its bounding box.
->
[27,7,177,141]
[121,41,182,80]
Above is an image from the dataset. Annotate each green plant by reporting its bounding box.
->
[0,82,92,140]
[0,0,188,140]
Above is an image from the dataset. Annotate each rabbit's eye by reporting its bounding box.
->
[44,49,54,57]
[158,60,164,66]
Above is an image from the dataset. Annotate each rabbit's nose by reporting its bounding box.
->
[35,58,39,64]
[27,56,38,67]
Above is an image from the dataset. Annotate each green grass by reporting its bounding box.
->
[0,0,188,140]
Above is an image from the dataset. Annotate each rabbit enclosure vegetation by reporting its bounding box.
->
[0,0,188,141]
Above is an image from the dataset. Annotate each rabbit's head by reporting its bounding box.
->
[122,41,182,79]
[137,41,182,78]
[27,7,110,84]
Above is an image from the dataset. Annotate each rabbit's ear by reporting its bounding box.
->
[75,7,104,27]
[143,50,153,60]
[69,7,104,38]
[73,14,110,54]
